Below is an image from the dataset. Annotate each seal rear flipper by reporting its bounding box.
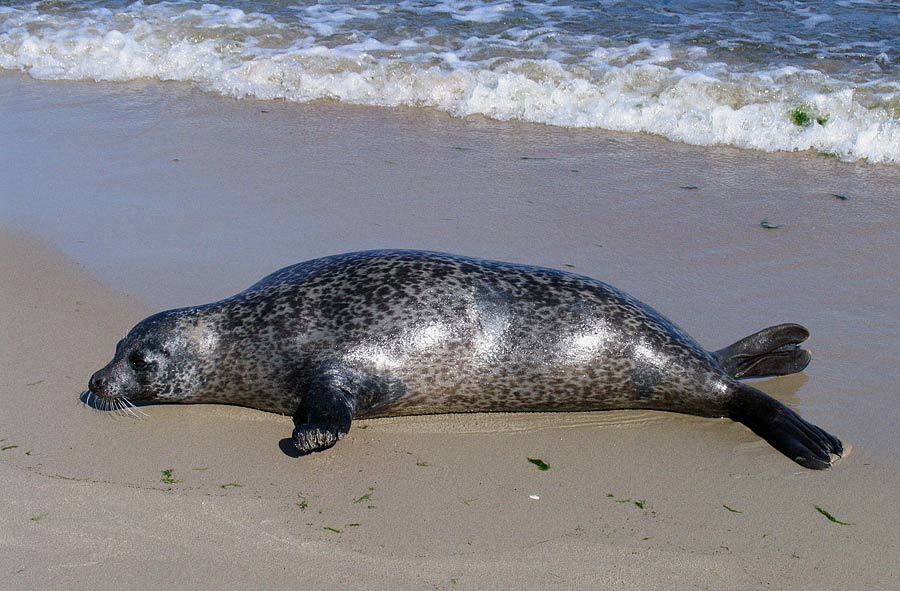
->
[728,383,843,470]
[715,323,811,379]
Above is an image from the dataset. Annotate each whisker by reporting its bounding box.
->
[81,390,147,419]
[119,399,135,419]
[117,399,134,419]
[122,396,148,419]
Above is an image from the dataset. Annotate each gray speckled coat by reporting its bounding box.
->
[87,250,842,469]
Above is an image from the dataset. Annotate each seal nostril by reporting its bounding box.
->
[89,372,106,394]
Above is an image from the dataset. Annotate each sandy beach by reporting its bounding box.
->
[1,72,899,589]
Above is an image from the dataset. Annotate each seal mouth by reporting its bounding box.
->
[81,389,148,419]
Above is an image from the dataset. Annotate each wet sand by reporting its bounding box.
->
[1,72,899,589]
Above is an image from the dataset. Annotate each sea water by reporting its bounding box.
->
[0,0,898,162]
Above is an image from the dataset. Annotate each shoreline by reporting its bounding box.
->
[1,72,899,589]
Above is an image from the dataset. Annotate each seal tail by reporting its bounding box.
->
[715,323,811,379]
[728,383,843,470]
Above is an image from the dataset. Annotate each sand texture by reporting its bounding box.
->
[1,73,899,589]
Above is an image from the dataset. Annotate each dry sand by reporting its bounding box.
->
[1,72,899,589]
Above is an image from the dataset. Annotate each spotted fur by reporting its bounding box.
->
[87,250,843,468]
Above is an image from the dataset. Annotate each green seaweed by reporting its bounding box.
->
[527,457,550,471]
[354,487,375,503]
[723,505,743,514]
[815,505,853,525]
[609,494,647,509]
[614,498,645,509]
[30,513,49,522]
[760,219,783,229]
[790,108,810,126]
[680,186,699,190]
[357,425,368,429]
[160,469,182,485]
[416,461,431,467]
[219,483,242,489]
[296,495,309,510]
[831,193,850,201]
[1,445,18,451]
[347,523,360,527]
[192,466,209,471]
[323,526,342,533]
[790,107,828,127]
[563,264,576,268]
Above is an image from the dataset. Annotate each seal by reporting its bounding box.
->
[86,250,843,469]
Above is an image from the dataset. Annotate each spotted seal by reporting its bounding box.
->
[86,250,843,469]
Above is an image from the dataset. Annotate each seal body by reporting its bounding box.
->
[87,250,843,469]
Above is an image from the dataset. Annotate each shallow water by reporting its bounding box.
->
[1,0,898,161]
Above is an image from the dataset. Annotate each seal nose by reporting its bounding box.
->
[88,371,107,394]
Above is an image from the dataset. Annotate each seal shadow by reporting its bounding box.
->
[278,438,302,458]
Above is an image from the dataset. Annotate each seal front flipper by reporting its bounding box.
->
[728,383,843,470]
[292,364,360,455]
[715,323,812,379]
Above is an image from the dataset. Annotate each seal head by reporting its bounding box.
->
[89,309,216,406]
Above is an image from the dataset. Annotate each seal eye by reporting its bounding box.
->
[128,351,151,371]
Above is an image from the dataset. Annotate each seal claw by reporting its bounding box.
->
[292,423,343,454]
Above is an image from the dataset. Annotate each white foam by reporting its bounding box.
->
[0,1,897,164]
[434,0,515,24]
